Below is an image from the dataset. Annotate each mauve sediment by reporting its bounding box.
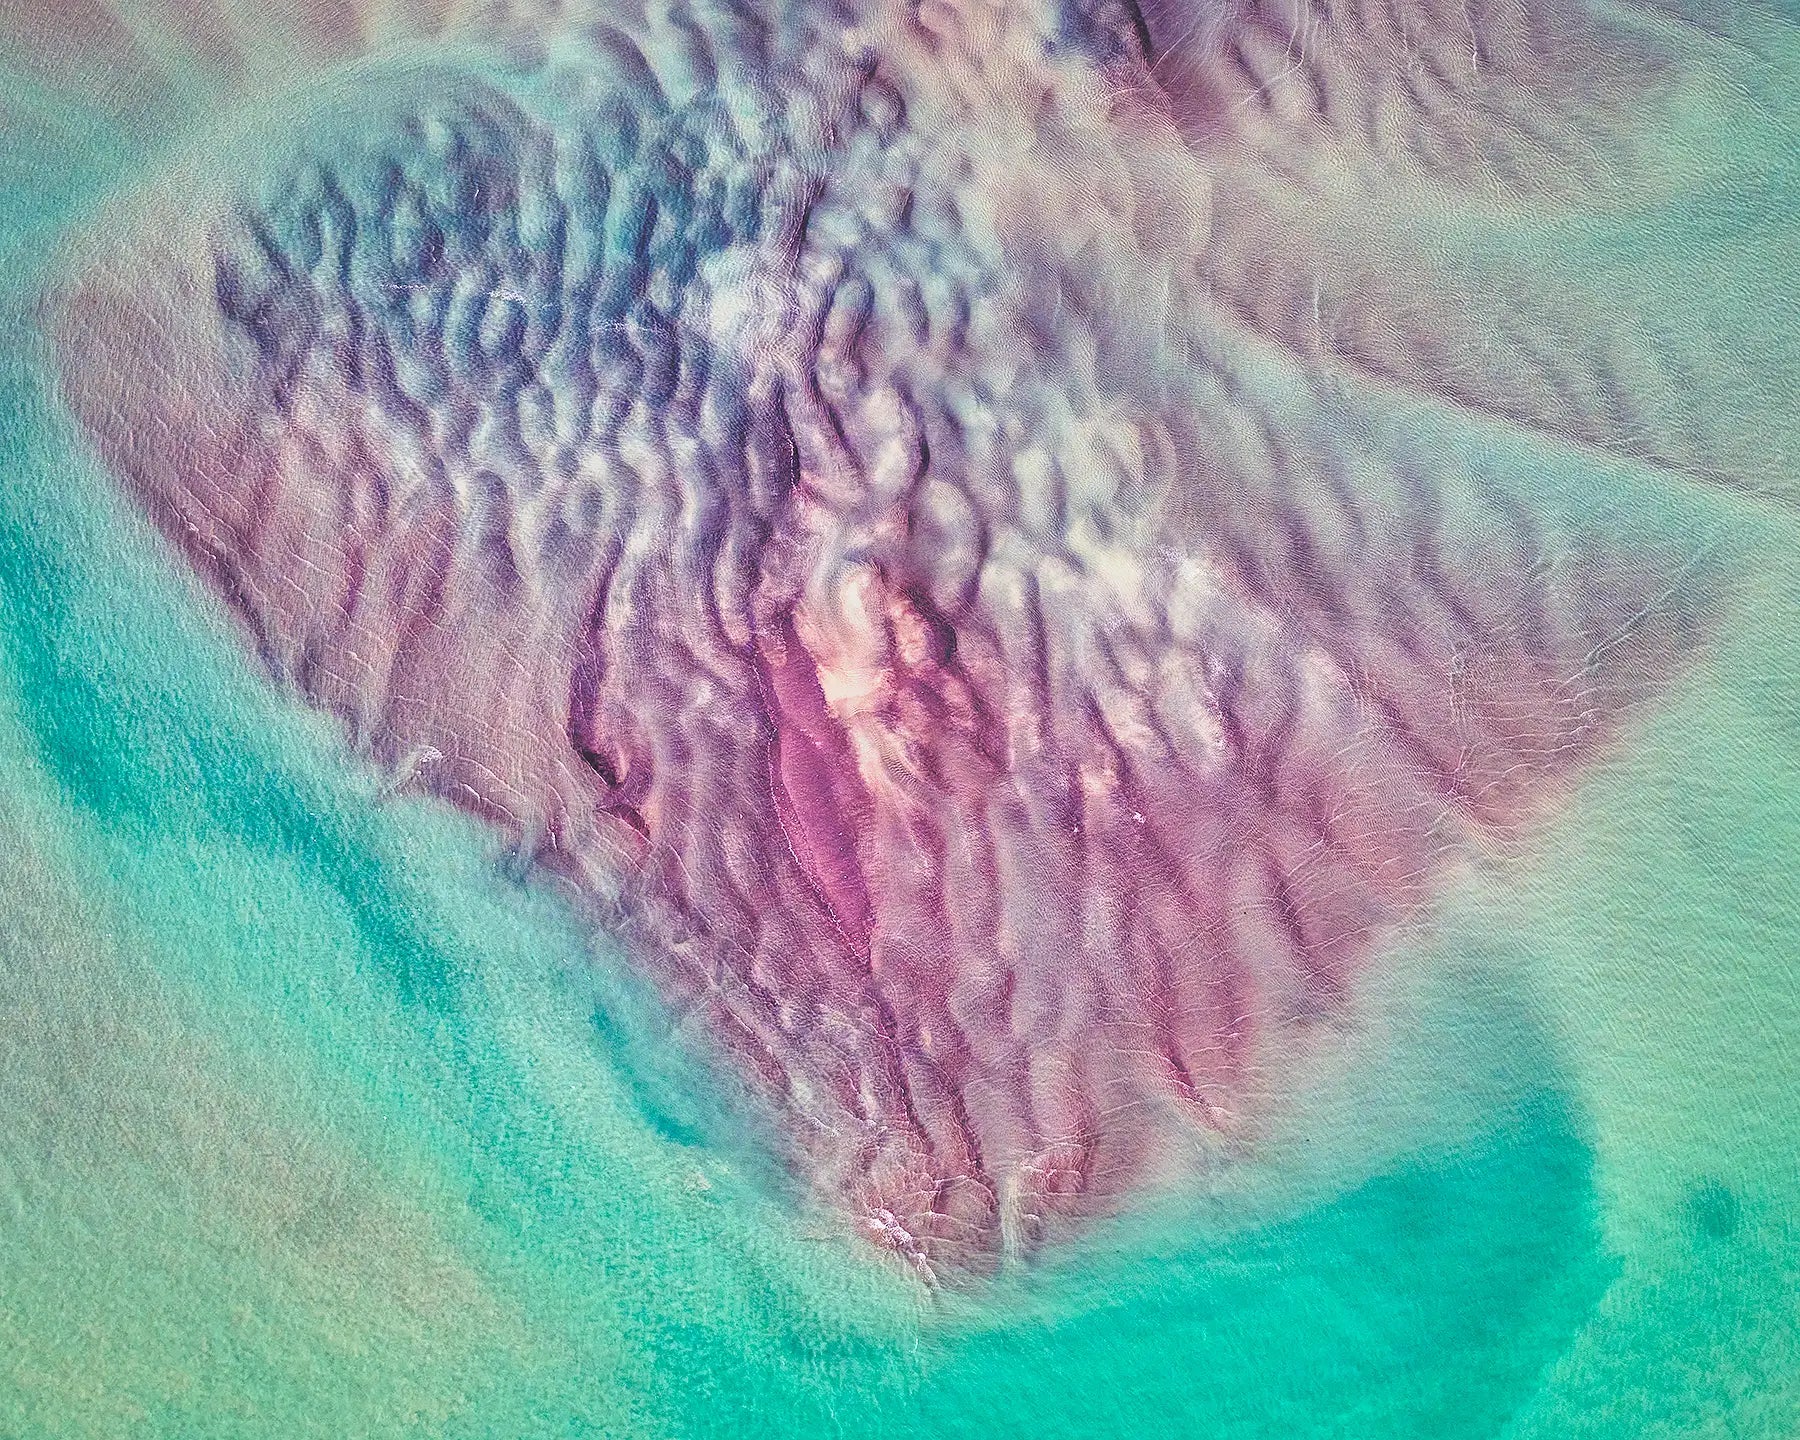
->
[46,0,1711,1279]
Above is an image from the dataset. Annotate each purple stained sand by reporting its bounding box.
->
[46,0,1710,1279]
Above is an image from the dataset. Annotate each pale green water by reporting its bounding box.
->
[3,57,1799,1440]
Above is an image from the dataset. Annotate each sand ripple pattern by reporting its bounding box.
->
[51,0,1710,1277]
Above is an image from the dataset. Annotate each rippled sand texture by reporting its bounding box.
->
[2,0,1800,1431]
[26,0,1797,1281]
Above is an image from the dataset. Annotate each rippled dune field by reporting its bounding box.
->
[1,1,1797,1435]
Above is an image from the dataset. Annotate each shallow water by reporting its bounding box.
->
[3,13,1799,1439]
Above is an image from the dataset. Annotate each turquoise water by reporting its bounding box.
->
[3,34,1799,1440]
